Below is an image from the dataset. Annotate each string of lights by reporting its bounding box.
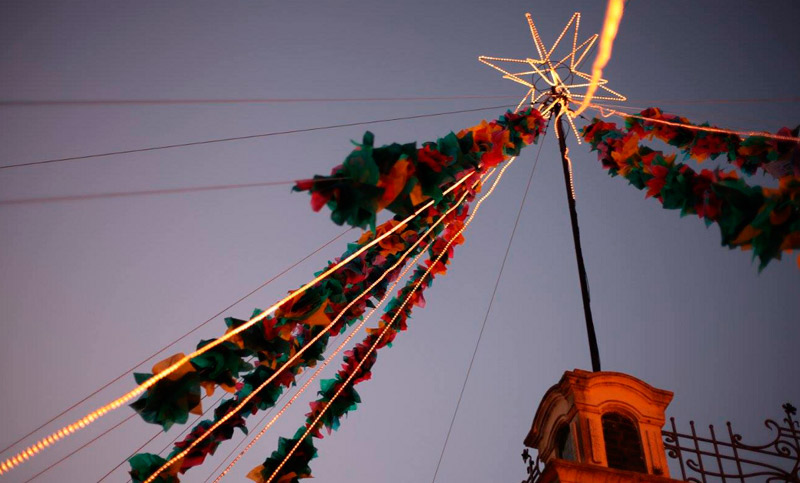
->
[207,172,497,483]
[264,156,517,483]
[0,228,352,459]
[585,103,800,142]
[0,172,475,476]
[210,246,432,483]
[141,174,486,483]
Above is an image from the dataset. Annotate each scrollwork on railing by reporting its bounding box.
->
[663,403,800,482]
[521,448,543,483]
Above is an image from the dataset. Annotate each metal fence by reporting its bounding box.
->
[520,403,800,482]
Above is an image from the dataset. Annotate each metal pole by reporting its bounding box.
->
[553,104,602,372]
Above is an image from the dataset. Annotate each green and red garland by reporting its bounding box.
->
[129,104,798,483]
[128,107,546,482]
[582,108,800,270]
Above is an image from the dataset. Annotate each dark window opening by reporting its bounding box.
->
[602,413,647,473]
[554,423,576,461]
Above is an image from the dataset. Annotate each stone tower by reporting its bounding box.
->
[524,369,682,482]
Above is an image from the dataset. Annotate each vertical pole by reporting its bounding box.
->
[554,103,602,372]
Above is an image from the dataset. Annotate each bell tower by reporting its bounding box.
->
[524,369,682,482]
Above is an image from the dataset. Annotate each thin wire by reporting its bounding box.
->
[22,413,137,483]
[0,104,515,171]
[0,228,351,457]
[431,125,549,483]
[0,95,521,108]
[0,178,348,206]
[622,96,800,106]
[142,176,480,483]
[96,428,160,482]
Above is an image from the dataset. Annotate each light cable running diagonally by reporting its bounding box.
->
[431,125,549,483]
[208,171,495,483]
[265,156,519,483]
[0,174,475,476]
[142,173,488,483]
[211,243,434,483]
[144,172,494,483]
[0,104,515,170]
[586,103,800,142]
[0,228,352,457]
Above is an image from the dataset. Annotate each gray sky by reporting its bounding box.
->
[1,1,798,482]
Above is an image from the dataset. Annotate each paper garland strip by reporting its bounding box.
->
[582,111,800,270]
[294,108,545,229]
[129,107,546,482]
[623,107,800,178]
[250,177,476,483]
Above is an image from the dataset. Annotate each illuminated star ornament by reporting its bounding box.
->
[479,12,626,142]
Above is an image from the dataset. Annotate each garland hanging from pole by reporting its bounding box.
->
[582,108,800,270]
[128,108,546,483]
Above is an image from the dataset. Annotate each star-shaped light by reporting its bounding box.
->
[479,12,626,141]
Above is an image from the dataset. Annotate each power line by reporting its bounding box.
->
[431,124,549,483]
[0,95,520,108]
[0,178,346,206]
[0,228,352,457]
[0,104,515,171]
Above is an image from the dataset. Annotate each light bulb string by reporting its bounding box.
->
[264,156,516,483]
[0,171,475,476]
[141,172,489,483]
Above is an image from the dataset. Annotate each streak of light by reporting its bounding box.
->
[0,173,475,477]
[573,0,625,116]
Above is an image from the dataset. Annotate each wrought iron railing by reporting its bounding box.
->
[520,403,799,482]
[520,448,543,483]
[663,403,799,482]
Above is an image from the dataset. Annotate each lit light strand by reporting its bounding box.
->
[0,173,475,477]
[265,157,517,483]
[211,245,432,483]
[585,103,800,143]
[208,170,493,483]
[142,172,490,483]
[573,0,625,117]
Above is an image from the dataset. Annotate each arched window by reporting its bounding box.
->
[601,412,647,473]
[554,423,576,461]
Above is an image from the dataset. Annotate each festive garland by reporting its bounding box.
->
[129,108,546,482]
[294,108,545,229]
[249,202,469,483]
[624,107,800,177]
[582,112,800,270]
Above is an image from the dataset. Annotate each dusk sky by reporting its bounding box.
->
[1,1,798,482]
